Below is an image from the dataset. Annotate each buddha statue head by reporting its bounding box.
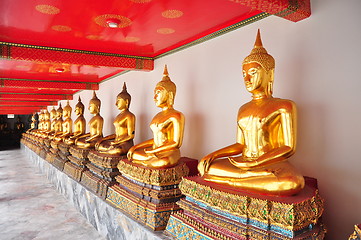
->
[43,109,50,120]
[242,29,275,98]
[89,91,101,114]
[154,65,176,108]
[63,100,72,118]
[116,82,131,110]
[50,107,57,120]
[56,103,63,119]
[75,96,84,116]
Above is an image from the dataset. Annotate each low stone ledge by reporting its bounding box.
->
[21,144,171,240]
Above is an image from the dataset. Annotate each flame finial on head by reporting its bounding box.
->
[90,91,101,108]
[156,65,176,95]
[117,82,131,105]
[57,103,63,113]
[76,96,84,112]
[243,29,275,72]
[64,100,72,113]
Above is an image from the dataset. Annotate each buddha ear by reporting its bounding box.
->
[168,92,175,106]
[267,69,274,96]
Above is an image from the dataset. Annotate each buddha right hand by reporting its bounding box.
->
[198,154,215,176]
[127,146,135,160]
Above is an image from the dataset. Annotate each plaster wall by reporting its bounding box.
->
[55,0,361,238]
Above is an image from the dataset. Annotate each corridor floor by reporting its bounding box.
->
[0,148,105,240]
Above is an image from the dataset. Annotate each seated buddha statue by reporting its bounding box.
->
[48,104,63,139]
[95,83,135,155]
[26,113,37,133]
[38,107,57,137]
[14,116,25,133]
[64,97,86,145]
[32,111,44,137]
[198,30,305,196]
[53,101,73,142]
[42,109,51,132]
[127,65,185,168]
[75,91,103,149]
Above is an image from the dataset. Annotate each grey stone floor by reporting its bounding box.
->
[0,148,105,240]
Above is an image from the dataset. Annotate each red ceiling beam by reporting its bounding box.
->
[0,100,57,107]
[0,111,36,115]
[0,78,99,90]
[0,93,72,101]
[0,87,76,95]
[0,106,41,113]
[0,43,154,71]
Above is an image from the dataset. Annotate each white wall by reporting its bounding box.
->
[56,0,361,238]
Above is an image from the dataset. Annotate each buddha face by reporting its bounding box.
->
[154,86,168,108]
[242,62,270,93]
[63,109,70,118]
[50,111,56,119]
[89,102,99,114]
[116,97,128,110]
[56,110,62,119]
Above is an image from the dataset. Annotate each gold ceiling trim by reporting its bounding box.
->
[0,78,99,85]
[0,42,153,60]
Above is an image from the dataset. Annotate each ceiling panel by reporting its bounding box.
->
[0,0,311,114]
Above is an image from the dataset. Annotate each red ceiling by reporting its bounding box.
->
[0,0,311,114]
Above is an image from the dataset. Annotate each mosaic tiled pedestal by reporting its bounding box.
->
[165,176,326,240]
[107,158,198,231]
[64,146,91,182]
[52,142,72,171]
[80,151,124,199]
[21,144,170,240]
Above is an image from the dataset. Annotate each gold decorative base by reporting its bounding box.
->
[69,146,91,160]
[58,142,71,155]
[63,161,86,182]
[118,158,191,186]
[105,157,198,231]
[88,151,124,169]
[165,176,326,239]
[115,175,182,204]
[45,151,57,163]
[107,185,180,231]
[81,170,111,199]
[52,156,68,171]
[165,211,326,240]
[50,140,59,150]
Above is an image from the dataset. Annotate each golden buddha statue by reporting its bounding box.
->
[37,111,44,131]
[64,97,86,145]
[95,83,135,155]
[42,109,51,132]
[127,65,185,168]
[46,104,63,140]
[50,106,57,130]
[198,30,304,196]
[53,101,73,142]
[26,113,37,133]
[32,111,44,137]
[15,116,24,131]
[75,91,103,149]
